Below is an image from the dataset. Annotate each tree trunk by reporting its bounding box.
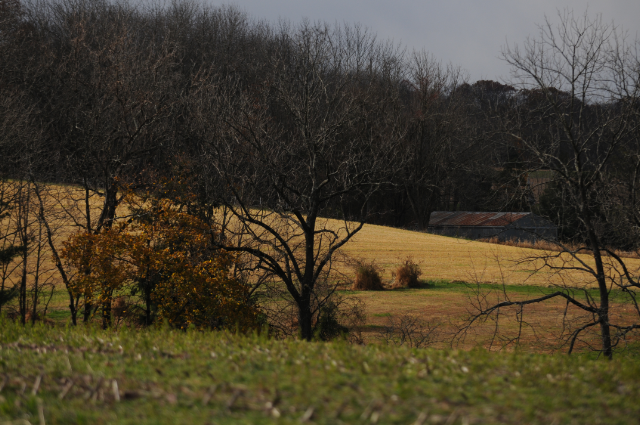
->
[97,181,119,233]
[591,239,613,359]
[298,214,317,341]
[598,303,613,359]
[68,293,78,326]
[585,199,613,359]
[19,248,27,325]
[102,290,112,330]
[83,296,92,323]
[298,296,313,341]
[17,183,30,325]
[145,280,152,326]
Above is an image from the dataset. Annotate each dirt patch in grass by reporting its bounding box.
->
[345,283,640,354]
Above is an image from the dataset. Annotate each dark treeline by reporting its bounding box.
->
[0,0,548,230]
[2,1,638,232]
[1,0,640,350]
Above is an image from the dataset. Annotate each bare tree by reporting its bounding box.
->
[193,22,406,340]
[19,0,182,327]
[0,97,27,314]
[1,0,270,327]
[0,181,21,315]
[397,54,474,228]
[0,0,43,319]
[458,10,640,359]
[378,314,440,348]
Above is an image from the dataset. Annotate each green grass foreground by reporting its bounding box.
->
[0,321,638,424]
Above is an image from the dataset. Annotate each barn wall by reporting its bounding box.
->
[500,226,557,242]
[505,215,558,241]
[427,213,558,242]
[428,226,506,240]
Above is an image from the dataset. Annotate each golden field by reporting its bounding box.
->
[3,179,639,293]
[322,219,640,288]
[3,183,639,352]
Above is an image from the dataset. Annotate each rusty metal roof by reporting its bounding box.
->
[429,211,530,227]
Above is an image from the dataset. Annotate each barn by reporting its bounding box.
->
[427,211,557,242]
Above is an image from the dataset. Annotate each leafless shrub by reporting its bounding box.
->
[352,261,385,291]
[391,258,422,289]
[378,314,440,348]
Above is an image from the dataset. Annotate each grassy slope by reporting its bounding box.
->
[0,321,638,425]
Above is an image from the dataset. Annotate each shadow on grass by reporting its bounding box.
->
[340,278,636,307]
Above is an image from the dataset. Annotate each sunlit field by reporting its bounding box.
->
[3,184,639,353]
[325,220,640,288]
[5,182,639,294]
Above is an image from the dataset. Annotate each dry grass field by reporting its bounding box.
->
[4,180,637,292]
[344,282,640,352]
[318,219,640,352]
[323,219,640,288]
[3,183,639,353]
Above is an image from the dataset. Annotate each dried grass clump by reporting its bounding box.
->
[352,262,385,290]
[392,258,422,289]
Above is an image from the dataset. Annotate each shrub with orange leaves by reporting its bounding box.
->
[61,183,259,332]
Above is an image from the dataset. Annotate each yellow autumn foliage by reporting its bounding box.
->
[61,184,259,332]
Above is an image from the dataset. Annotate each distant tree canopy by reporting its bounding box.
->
[0,1,636,235]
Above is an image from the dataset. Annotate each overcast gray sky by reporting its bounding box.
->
[215,0,640,83]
